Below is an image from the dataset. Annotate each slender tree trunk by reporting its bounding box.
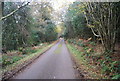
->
[83,2,118,54]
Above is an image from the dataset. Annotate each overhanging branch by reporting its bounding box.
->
[0,2,30,20]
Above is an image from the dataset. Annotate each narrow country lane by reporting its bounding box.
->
[12,39,76,79]
[2,1,120,80]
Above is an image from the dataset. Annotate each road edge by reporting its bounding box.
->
[2,40,59,81]
[65,41,89,79]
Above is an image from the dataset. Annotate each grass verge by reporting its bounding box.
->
[66,38,120,79]
[2,41,56,80]
[66,43,107,79]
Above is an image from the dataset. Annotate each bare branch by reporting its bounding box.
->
[90,27,100,37]
[0,2,30,20]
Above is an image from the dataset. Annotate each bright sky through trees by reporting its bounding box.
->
[29,0,76,24]
[49,0,76,24]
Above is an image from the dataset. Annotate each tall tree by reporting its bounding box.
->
[83,2,120,53]
[2,2,33,50]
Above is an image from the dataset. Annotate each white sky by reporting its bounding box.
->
[50,0,76,11]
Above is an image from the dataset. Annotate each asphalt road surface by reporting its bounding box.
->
[12,39,77,79]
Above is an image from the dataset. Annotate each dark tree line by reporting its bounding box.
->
[1,2,58,52]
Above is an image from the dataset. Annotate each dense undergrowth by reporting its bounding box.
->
[2,43,49,68]
[66,39,120,79]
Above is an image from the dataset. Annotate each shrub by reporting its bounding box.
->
[112,74,120,79]
[2,56,23,67]
[89,41,96,46]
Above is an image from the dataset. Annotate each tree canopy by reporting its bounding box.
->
[2,2,58,51]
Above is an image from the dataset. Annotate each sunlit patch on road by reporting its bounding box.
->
[54,44,62,54]
[58,44,62,47]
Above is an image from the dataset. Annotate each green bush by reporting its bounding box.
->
[18,47,37,54]
[68,39,73,43]
[74,39,76,44]
[12,56,23,63]
[2,56,12,67]
[2,56,23,67]
[77,40,85,47]
[24,48,37,54]
[112,74,120,79]
[101,64,110,74]
[84,47,89,50]
[89,41,96,46]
